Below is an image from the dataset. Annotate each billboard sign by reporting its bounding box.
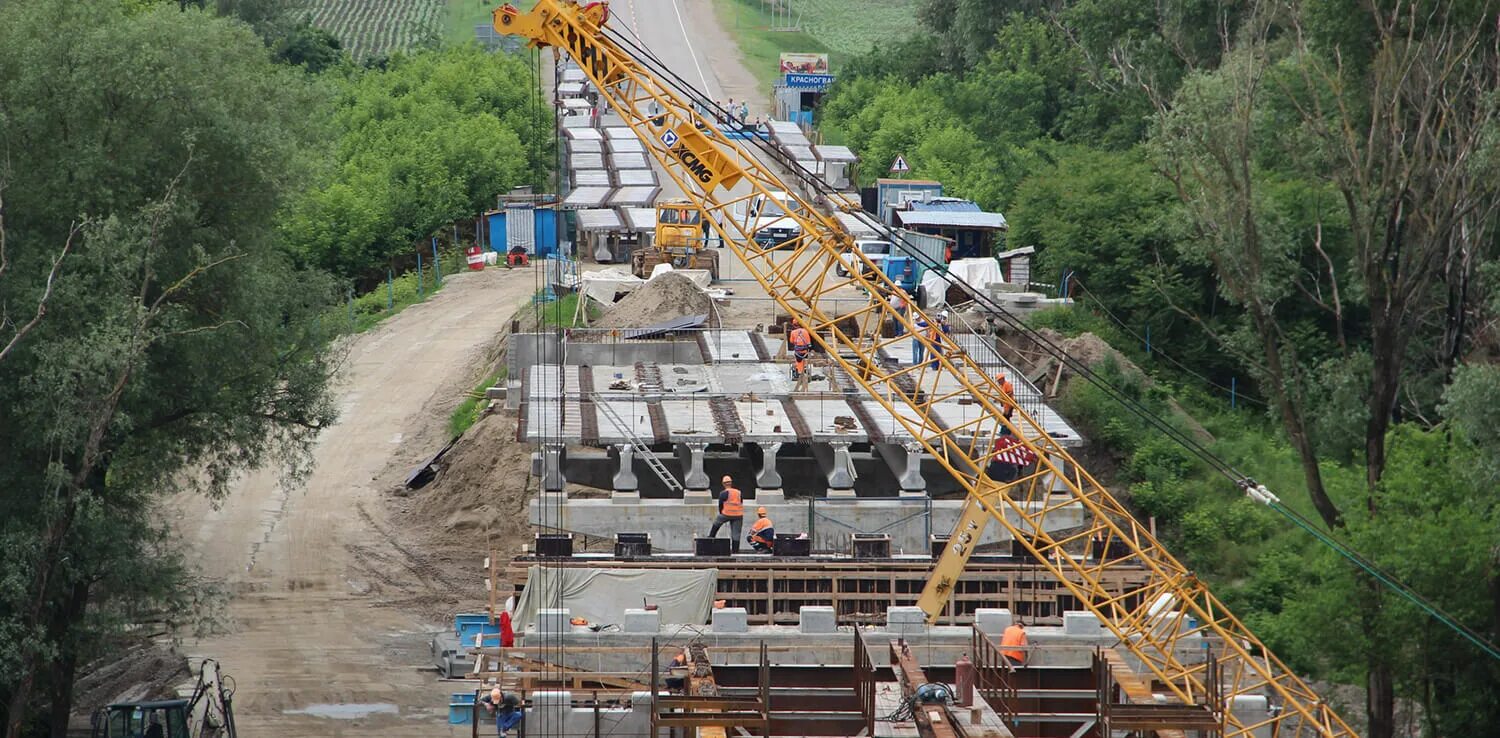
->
[779,52,830,74]
[785,73,835,91]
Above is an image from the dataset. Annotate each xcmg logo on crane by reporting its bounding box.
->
[661,123,744,192]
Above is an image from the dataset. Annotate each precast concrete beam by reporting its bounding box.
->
[611,443,638,492]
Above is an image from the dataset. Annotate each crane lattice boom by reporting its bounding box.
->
[496,3,1358,736]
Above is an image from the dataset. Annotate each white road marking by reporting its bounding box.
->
[668,0,712,93]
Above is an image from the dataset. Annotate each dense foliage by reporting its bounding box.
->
[823,1,1500,734]
[0,3,342,735]
[281,45,552,279]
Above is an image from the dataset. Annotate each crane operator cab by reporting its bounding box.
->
[635,200,719,278]
[92,699,191,738]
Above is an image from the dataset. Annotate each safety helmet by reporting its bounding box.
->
[756,506,767,515]
[721,475,733,484]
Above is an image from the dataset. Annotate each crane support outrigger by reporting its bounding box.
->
[496,3,1358,736]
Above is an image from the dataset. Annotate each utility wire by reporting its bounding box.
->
[591,22,1500,663]
[1068,278,1267,408]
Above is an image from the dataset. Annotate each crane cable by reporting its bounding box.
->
[592,24,1500,663]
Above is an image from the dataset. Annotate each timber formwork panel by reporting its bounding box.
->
[501,556,1151,626]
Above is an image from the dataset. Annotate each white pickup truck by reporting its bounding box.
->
[835,239,895,277]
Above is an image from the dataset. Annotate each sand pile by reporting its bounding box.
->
[401,412,532,542]
[594,272,718,328]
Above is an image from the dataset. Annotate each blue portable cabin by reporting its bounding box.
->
[870,178,944,226]
[895,198,1007,260]
[485,203,563,258]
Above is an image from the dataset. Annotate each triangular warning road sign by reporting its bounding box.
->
[890,154,910,173]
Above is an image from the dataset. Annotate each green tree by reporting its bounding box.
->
[274,23,347,72]
[0,3,340,734]
[282,46,545,278]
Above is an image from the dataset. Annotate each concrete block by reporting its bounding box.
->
[611,490,642,504]
[825,488,857,498]
[755,488,786,504]
[537,608,571,634]
[799,606,837,634]
[530,690,570,738]
[622,609,660,634]
[711,607,749,633]
[973,608,1013,634]
[887,606,926,625]
[1063,610,1105,635]
[886,605,927,637]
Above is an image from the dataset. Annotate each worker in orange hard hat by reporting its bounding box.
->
[1000,621,1029,666]
[747,506,775,553]
[708,475,745,553]
[995,373,1016,421]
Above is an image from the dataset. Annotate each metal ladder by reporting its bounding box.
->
[591,393,685,495]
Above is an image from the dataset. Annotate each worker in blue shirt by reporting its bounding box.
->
[912,314,929,366]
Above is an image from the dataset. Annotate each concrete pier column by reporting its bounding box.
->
[876,442,928,496]
[611,444,641,503]
[611,444,639,491]
[539,444,567,494]
[676,441,712,503]
[825,441,856,496]
[753,442,785,503]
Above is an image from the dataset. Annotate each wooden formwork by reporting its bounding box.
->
[493,554,1153,626]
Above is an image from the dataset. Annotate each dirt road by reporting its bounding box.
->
[169,4,767,734]
[174,268,539,736]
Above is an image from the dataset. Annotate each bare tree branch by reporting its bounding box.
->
[0,186,80,365]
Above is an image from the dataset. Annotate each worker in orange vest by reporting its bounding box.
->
[788,323,813,371]
[995,373,1017,421]
[926,311,951,369]
[747,507,775,553]
[1000,621,1028,666]
[708,475,745,553]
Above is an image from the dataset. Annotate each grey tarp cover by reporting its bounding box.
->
[514,566,718,629]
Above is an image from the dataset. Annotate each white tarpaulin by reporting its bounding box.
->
[580,268,643,305]
[920,257,1005,309]
[947,257,1005,287]
[513,566,718,629]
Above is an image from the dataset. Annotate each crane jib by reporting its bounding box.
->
[564,24,611,80]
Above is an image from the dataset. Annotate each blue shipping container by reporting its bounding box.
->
[486,208,561,258]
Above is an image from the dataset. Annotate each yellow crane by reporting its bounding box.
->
[496,3,1358,736]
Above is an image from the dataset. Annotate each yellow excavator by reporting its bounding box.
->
[630,199,720,279]
[496,2,1359,736]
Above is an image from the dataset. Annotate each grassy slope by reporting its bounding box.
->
[709,0,918,88]
[442,0,537,45]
